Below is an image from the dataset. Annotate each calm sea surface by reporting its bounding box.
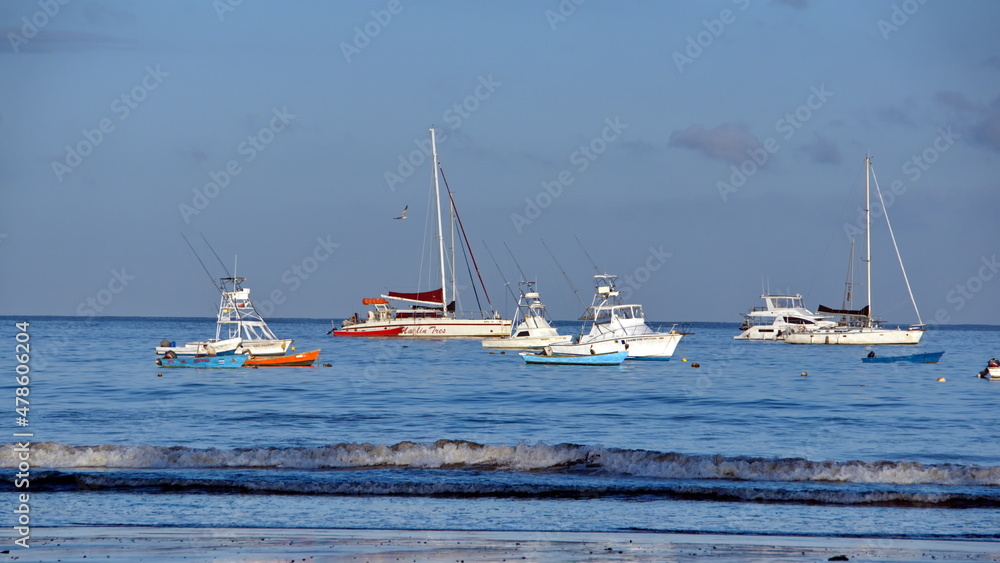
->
[2,316,999,540]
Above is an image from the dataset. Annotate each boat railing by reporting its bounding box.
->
[451,310,508,321]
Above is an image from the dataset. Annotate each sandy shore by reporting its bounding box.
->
[4,527,998,562]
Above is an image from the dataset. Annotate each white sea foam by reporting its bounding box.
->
[5,441,999,487]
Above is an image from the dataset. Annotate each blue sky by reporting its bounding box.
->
[1,0,998,325]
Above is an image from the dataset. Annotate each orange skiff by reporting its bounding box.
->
[244,349,320,367]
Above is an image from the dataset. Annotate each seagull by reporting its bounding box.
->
[394,205,408,220]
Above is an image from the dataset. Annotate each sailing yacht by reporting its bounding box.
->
[334,128,512,338]
[734,293,836,340]
[547,274,683,359]
[784,155,925,345]
[482,281,572,349]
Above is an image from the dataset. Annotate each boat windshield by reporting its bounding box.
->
[768,296,804,309]
[595,308,613,324]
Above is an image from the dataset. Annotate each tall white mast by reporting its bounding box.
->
[430,128,448,312]
[865,155,872,327]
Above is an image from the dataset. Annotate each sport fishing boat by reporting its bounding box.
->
[156,277,293,357]
[784,155,926,345]
[482,281,572,350]
[334,128,512,338]
[547,274,682,360]
[734,293,836,340]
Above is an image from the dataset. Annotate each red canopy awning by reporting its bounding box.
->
[386,288,444,304]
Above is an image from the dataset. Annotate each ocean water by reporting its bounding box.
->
[2,316,999,540]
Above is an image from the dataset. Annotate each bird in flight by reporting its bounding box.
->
[394,205,408,220]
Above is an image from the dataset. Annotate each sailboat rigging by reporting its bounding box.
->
[333,128,512,337]
[784,155,925,345]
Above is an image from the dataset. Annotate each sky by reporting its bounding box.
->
[1,0,998,325]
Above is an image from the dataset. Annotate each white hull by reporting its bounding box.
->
[155,337,242,356]
[551,333,682,359]
[734,326,784,341]
[784,328,924,345]
[236,339,293,356]
[735,294,836,341]
[979,365,1000,380]
[482,334,573,350]
[339,317,512,338]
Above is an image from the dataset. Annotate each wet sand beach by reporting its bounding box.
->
[7,527,999,562]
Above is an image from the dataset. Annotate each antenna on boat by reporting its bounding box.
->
[503,242,528,282]
[180,233,226,316]
[200,233,233,280]
[482,240,518,303]
[575,235,602,274]
[541,238,588,315]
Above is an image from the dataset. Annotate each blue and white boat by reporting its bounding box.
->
[861,351,944,364]
[156,354,248,368]
[520,350,628,366]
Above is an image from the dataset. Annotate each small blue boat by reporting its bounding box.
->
[861,351,944,364]
[156,354,248,368]
[520,350,628,366]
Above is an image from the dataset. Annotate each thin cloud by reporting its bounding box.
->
[874,105,914,127]
[0,28,133,54]
[668,123,763,164]
[973,95,1000,152]
[935,91,979,114]
[932,91,1000,153]
[799,133,841,165]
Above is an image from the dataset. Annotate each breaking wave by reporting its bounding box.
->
[5,440,999,487]
[14,470,1000,508]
